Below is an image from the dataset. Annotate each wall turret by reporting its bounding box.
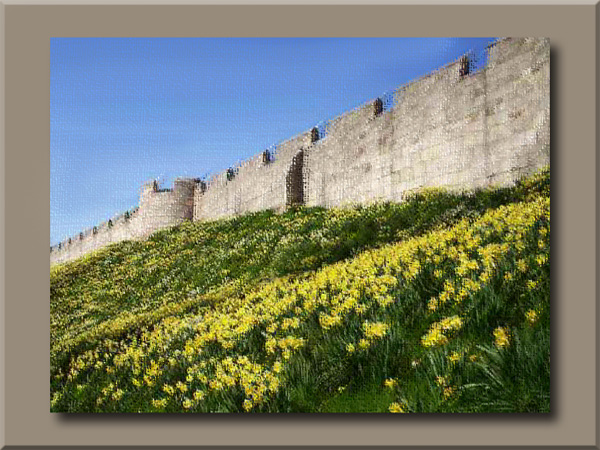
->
[172,178,198,220]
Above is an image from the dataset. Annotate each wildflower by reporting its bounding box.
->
[384,379,397,389]
[51,392,62,407]
[421,316,463,347]
[517,259,528,273]
[435,376,447,387]
[427,298,438,311]
[355,304,367,315]
[504,272,513,282]
[377,295,394,308]
[182,398,193,409]
[193,390,205,401]
[198,373,208,384]
[281,317,300,330]
[469,354,478,362]
[493,326,510,348]
[443,386,456,399]
[265,338,277,354]
[101,383,114,397]
[439,316,463,331]
[346,343,356,354]
[448,352,461,365]
[525,309,539,325]
[527,280,538,290]
[319,314,342,330]
[152,398,167,409]
[273,361,283,373]
[421,328,448,347]
[443,280,455,295]
[389,402,406,413]
[363,321,389,339]
[411,359,421,369]
[454,287,468,303]
[243,399,254,412]
[176,381,188,393]
[358,339,370,350]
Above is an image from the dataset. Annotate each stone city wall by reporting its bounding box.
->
[51,37,550,265]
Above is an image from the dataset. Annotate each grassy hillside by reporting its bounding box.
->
[50,167,550,413]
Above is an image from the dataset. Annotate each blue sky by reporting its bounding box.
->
[51,37,496,246]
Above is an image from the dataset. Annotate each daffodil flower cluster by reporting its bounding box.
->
[51,168,549,412]
[493,326,510,349]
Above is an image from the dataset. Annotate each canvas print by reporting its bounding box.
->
[50,38,550,413]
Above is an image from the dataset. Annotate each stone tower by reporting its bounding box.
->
[172,178,197,220]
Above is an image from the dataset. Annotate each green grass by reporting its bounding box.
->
[50,167,550,413]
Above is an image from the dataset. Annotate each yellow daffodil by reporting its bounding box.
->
[389,402,406,413]
[493,326,510,348]
[384,378,397,388]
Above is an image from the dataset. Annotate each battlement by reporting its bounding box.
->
[51,37,550,266]
[51,178,199,264]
